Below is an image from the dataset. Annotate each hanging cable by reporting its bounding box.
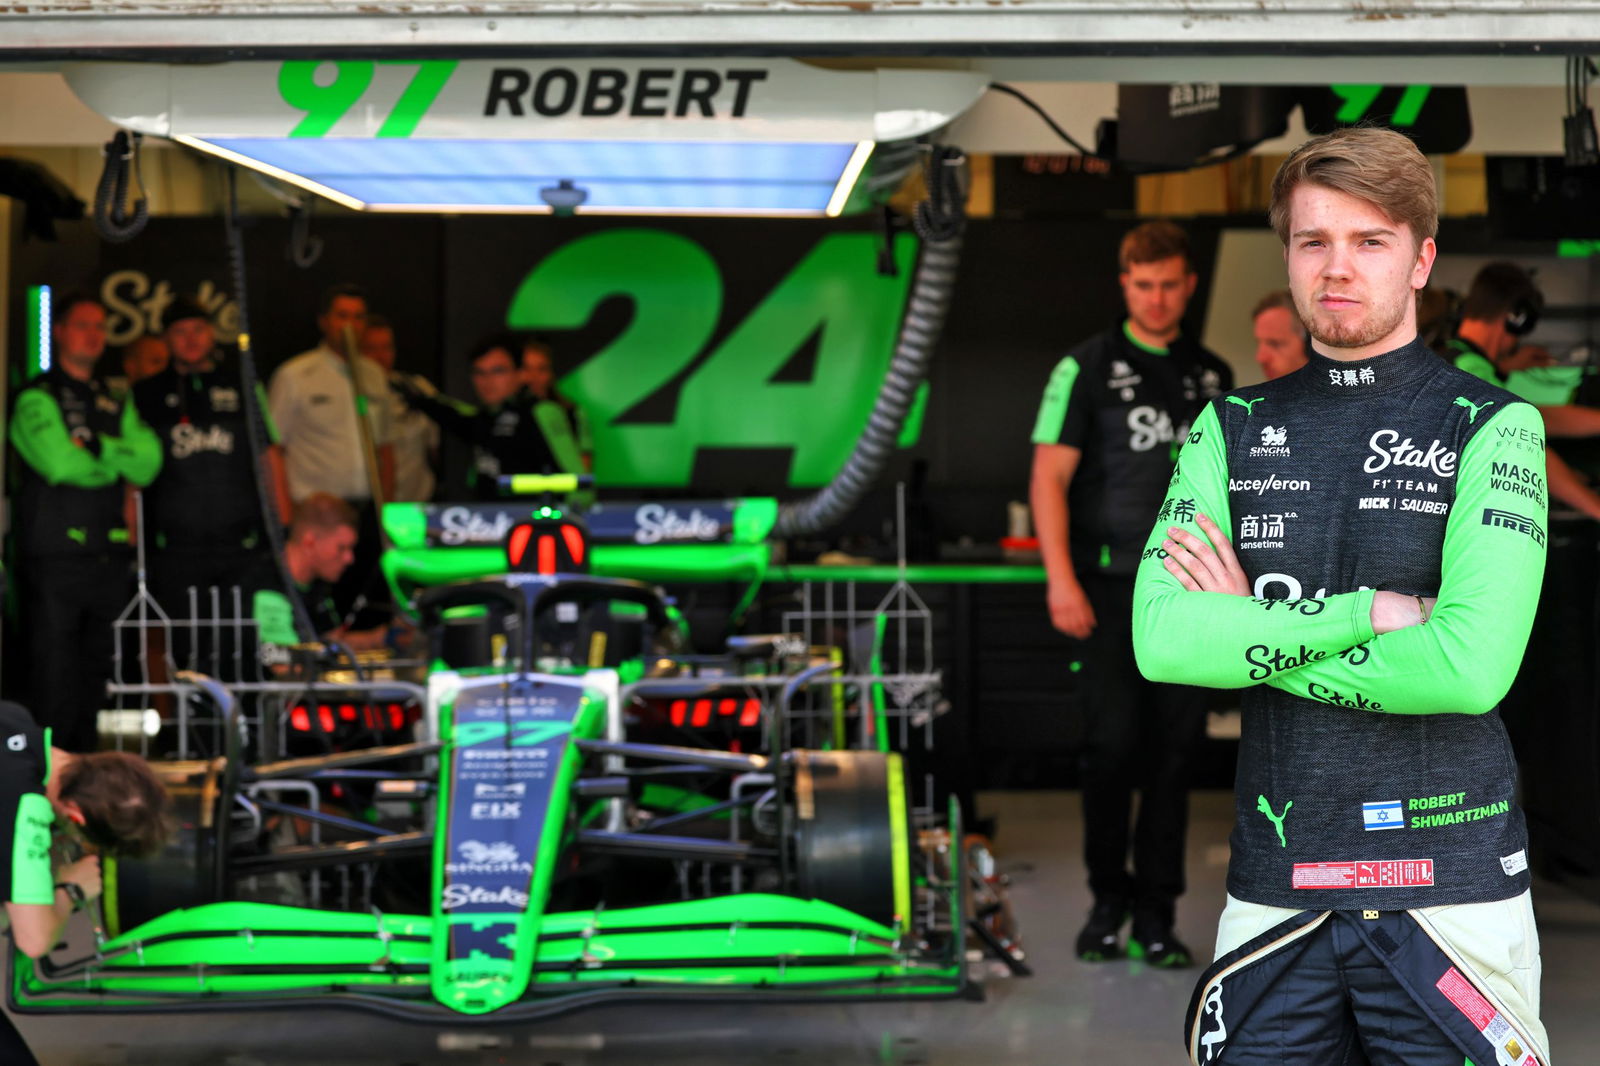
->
[224,166,318,643]
[92,130,149,243]
[987,83,1105,158]
[246,172,325,269]
[912,145,968,242]
[776,148,967,537]
[287,200,324,270]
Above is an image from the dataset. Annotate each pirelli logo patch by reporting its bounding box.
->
[1292,859,1435,890]
[1481,508,1546,547]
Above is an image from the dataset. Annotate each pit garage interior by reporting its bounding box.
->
[3,3,1600,1064]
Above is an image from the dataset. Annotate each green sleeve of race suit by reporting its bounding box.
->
[1264,401,1549,715]
[98,398,163,487]
[11,793,54,906]
[1132,401,1378,688]
[8,389,120,488]
[252,589,300,646]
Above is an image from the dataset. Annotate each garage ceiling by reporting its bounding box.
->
[1,1,1599,59]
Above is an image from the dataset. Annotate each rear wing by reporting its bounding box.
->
[381,498,777,602]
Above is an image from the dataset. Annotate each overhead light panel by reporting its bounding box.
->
[65,60,988,218]
[176,135,869,216]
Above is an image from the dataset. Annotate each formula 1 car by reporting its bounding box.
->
[11,479,970,1020]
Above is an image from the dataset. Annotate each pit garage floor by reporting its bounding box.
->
[16,791,1600,1065]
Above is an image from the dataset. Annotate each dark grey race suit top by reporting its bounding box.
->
[1135,339,1548,910]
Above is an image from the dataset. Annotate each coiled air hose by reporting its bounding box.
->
[224,167,318,643]
[92,130,149,244]
[775,147,966,537]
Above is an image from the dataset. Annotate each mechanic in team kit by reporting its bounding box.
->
[10,293,162,752]
[0,698,172,1064]
[1447,260,1600,521]
[1029,220,1232,967]
[1134,128,1549,1064]
[391,332,586,500]
[133,295,291,618]
[248,492,408,656]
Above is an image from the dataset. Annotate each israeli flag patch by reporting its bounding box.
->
[1363,800,1405,831]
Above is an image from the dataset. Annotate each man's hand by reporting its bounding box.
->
[57,854,102,902]
[1370,592,1439,635]
[1160,514,1250,596]
[1165,515,1439,635]
[1047,579,1097,639]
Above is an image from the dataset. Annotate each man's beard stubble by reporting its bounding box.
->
[1294,287,1410,351]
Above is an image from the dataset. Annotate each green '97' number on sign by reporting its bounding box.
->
[505,230,917,488]
[279,60,458,138]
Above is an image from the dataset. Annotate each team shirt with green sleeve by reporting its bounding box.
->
[1031,321,1231,576]
[1449,335,1592,407]
[1133,339,1547,910]
[0,702,56,911]
[9,368,162,557]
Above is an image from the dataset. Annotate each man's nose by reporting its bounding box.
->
[1322,245,1354,278]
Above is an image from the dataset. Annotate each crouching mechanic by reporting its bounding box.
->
[1134,127,1549,1064]
[0,699,173,1065]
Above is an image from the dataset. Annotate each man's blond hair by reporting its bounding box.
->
[1268,127,1438,249]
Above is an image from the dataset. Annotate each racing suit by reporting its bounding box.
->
[1133,339,1549,1064]
[10,368,161,751]
[1032,321,1231,916]
[133,355,276,620]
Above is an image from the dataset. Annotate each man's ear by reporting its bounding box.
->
[60,800,85,827]
[1412,236,1439,290]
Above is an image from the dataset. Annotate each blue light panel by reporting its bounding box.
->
[201,138,860,214]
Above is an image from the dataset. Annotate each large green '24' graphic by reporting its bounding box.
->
[507,230,917,488]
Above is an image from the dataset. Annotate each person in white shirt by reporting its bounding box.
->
[268,283,396,624]
[268,283,395,507]
[361,313,438,503]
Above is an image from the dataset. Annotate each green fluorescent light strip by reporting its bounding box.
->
[28,284,49,377]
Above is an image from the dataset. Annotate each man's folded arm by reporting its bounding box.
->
[1264,401,1548,715]
[1132,401,1377,688]
[9,390,119,487]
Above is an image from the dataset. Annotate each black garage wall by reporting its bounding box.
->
[7,211,1222,549]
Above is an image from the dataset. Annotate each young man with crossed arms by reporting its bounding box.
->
[1135,127,1549,1064]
